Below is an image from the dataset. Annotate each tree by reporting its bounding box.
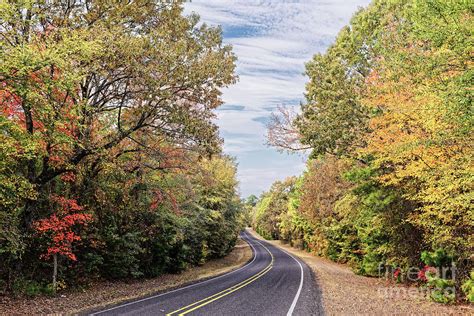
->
[1,0,236,228]
[360,0,473,260]
[266,105,311,152]
[264,0,473,299]
[253,177,297,240]
[34,195,91,290]
[1,1,241,293]
[190,156,243,258]
[245,195,259,207]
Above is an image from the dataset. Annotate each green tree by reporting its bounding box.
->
[253,177,297,240]
[1,1,241,294]
[265,0,473,301]
[1,0,236,227]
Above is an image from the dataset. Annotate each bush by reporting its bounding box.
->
[461,271,474,303]
[425,273,456,304]
[421,249,454,268]
[11,278,54,297]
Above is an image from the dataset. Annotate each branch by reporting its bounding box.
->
[266,105,310,152]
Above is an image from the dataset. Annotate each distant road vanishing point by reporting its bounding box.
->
[89,229,323,316]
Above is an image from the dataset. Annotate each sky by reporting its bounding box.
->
[184,0,371,197]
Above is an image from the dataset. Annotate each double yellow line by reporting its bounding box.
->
[166,240,274,316]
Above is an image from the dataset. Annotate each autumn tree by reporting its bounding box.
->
[360,0,473,261]
[1,0,241,294]
[264,0,473,301]
[34,195,91,290]
[253,177,297,240]
[1,0,236,226]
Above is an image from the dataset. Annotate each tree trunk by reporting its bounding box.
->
[22,198,36,230]
[52,253,58,292]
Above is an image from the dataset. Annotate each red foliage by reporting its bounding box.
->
[2,76,79,139]
[0,88,23,121]
[0,86,46,132]
[150,189,164,211]
[34,195,92,261]
[149,189,180,215]
[393,267,401,279]
[417,265,435,282]
[167,192,180,215]
[60,171,76,183]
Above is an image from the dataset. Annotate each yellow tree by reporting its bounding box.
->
[361,0,473,258]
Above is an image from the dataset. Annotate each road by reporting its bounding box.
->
[89,229,323,316]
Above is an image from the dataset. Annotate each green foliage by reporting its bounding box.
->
[11,278,54,298]
[263,0,472,304]
[279,177,315,250]
[0,1,242,295]
[253,178,297,240]
[240,195,259,227]
[461,272,474,303]
[0,116,36,259]
[421,249,454,268]
[254,195,273,239]
[101,230,144,279]
[426,273,456,304]
[297,49,369,158]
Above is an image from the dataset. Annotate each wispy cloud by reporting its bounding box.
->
[184,0,370,196]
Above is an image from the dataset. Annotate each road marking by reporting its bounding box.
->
[167,264,273,316]
[90,233,258,316]
[249,232,304,316]
[285,252,303,316]
[178,265,272,315]
[166,233,274,315]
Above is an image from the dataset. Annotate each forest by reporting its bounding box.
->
[1,0,472,307]
[259,0,473,304]
[0,1,244,296]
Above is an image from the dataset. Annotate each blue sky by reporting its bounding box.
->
[184,0,370,197]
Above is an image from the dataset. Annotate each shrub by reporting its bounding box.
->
[461,271,474,303]
[425,273,456,304]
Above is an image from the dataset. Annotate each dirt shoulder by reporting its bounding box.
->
[248,229,472,315]
[0,238,252,315]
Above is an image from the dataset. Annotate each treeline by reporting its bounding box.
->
[0,1,243,296]
[260,0,473,303]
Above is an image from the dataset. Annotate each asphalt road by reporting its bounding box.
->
[89,229,324,316]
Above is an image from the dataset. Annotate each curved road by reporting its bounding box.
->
[89,230,323,315]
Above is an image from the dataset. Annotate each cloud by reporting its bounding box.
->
[184,0,371,197]
[219,105,246,111]
[235,150,307,196]
[252,116,271,125]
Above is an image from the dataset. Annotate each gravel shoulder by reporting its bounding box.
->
[0,238,252,315]
[248,229,473,315]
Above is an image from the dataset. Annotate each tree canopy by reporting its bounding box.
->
[262,0,473,304]
[1,0,243,295]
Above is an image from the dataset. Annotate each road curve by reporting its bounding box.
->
[89,229,323,316]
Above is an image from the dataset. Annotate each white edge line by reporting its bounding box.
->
[248,235,274,262]
[285,250,303,316]
[90,231,258,315]
[249,232,304,316]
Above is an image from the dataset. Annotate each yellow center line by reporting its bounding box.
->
[166,263,272,316]
[166,238,274,316]
[178,265,273,315]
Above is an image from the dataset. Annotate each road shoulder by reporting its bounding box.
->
[0,238,252,315]
[248,229,473,315]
